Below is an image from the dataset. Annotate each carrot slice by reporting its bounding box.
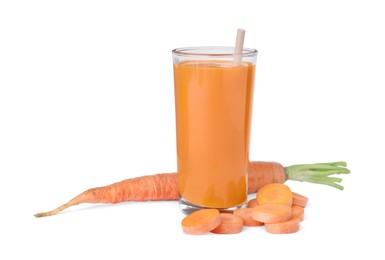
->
[265,217,300,234]
[181,209,221,235]
[247,198,259,208]
[291,205,305,222]
[292,192,309,207]
[256,183,292,205]
[210,213,243,234]
[233,208,264,226]
[252,204,292,224]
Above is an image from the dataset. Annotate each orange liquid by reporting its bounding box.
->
[174,60,255,208]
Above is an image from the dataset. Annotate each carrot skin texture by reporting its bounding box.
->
[247,161,286,194]
[292,192,309,208]
[291,206,305,221]
[34,173,179,217]
[265,218,301,234]
[88,173,180,203]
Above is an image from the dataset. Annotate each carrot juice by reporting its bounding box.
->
[173,47,257,213]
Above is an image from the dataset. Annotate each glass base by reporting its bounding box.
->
[178,197,246,215]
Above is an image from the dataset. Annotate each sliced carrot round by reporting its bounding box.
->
[291,205,305,222]
[252,204,292,224]
[210,213,243,234]
[265,217,300,234]
[181,209,221,235]
[256,183,292,205]
[292,192,309,208]
[247,198,259,208]
[233,208,264,226]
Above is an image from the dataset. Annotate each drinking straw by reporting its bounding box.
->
[234,28,245,65]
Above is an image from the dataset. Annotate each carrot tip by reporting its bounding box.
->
[34,212,49,218]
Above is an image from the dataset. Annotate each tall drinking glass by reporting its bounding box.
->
[172,47,257,214]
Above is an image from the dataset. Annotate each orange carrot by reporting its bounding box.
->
[34,173,179,217]
[252,204,292,224]
[265,217,301,234]
[247,198,259,208]
[291,205,305,222]
[210,213,244,234]
[181,209,221,235]
[247,161,286,193]
[35,161,349,217]
[233,208,264,226]
[292,192,309,208]
[256,183,293,205]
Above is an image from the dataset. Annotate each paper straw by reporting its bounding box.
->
[234,28,245,65]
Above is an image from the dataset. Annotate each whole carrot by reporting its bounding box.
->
[34,161,349,217]
[34,173,179,217]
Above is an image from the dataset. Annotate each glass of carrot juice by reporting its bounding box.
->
[172,46,257,214]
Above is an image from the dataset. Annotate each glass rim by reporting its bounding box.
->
[172,46,257,57]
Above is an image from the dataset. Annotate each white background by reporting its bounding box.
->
[1,0,384,259]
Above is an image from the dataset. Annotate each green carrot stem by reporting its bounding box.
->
[285,161,350,190]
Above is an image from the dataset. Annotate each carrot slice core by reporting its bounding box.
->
[210,213,243,234]
[181,209,221,235]
[256,183,293,205]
